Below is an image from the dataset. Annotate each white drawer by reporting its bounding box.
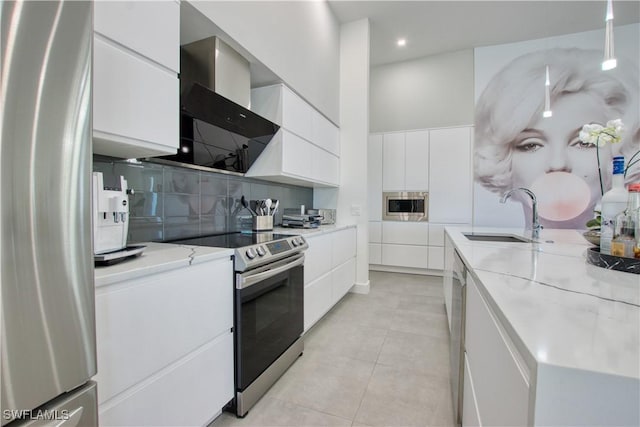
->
[428,224,445,247]
[304,272,333,332]
[99,333,233,427]
[94,259,232,403]
[382,222,428,245]
[332,227,357,268]
[369,221,382,243]
[369,243,382,264]
[382,244,428,269]
[465,275,530,426]
[304,233,332,284]
[94,0,179,72]
[332,258,356,304]
[93,38,178,158]
[428,246,445,270]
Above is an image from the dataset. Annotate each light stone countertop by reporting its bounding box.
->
[446,226,640,382]
[273,223,356,238]
[94,242,233,288]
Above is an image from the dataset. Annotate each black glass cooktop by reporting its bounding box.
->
[170,232,295,249]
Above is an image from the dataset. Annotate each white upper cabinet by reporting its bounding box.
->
[94,1,179,72]
[312,110,340,156]
[381,130,429,192]
[429,127,473,223]
[249,84,340,187]
[382,132,405,191]
[93,1,179,159]
[405,130,429,190]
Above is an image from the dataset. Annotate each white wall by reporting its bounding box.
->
[370,49,474,132]
[190,1,340,124]
[315,18,370,292]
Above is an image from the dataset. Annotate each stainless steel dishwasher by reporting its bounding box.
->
[450,249,467,426]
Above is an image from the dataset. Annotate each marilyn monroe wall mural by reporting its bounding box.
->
[473,23,639,229]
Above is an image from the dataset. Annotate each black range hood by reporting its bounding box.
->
[159,86,279,174]
[182,82,279,140]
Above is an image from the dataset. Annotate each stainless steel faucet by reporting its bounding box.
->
[500,188,542,239]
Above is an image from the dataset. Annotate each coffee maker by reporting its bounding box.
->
[92,171,131,255]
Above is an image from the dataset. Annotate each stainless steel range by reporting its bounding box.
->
[171,232,308,417]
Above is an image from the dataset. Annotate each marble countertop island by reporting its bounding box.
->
[445,226,639,426]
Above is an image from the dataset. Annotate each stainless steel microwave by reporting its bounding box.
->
[383,192,428,221]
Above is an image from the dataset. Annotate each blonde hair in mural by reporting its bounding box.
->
[475,47,640,194]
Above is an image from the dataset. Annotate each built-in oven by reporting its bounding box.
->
[383,191,428,221]
[234,252,304,416]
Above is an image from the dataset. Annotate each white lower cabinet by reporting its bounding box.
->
[462,353,482,427]
[99,333,233,427]
[464,275,530,426]
[381,244,428,269]
[369,243,382,264]
[94,257,233,426]
[303,227,357,332]
[304,272,333,331]
[332,258,356,305]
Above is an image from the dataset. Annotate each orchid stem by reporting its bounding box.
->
[596,136,604,196]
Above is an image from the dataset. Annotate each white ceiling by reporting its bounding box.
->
[328,1,640,66]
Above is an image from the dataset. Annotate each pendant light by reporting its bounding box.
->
[543,65,552,118]
[602,0,617,70]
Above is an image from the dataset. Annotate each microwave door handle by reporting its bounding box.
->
[237,254,305,289]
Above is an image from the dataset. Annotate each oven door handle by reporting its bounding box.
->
[237,253,305,289]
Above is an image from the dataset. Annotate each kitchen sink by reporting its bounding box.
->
[463,233,531,243]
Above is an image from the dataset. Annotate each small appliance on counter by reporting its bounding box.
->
[307,208,336,225]
[92,172,144,264]
[281,208,321,228]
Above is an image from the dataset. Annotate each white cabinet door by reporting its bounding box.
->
[382,222,429,246]
[93,38,178,158]
[304,233,332,285]
[332,227,357,268]
[382,244,428,269]
[369,243,382,264]
[94,1,179,72]
[94,259,232,404]
[311,145,339,186]
[369,221,382,243]
[282,86,313,141]
[428,224,446,247]
[428,246,445,270]
[332,257,356,304]
[312,111,339,155]
[99,333,233,427]
[465,275,530,427]
[429,127,473,223]
[250,84,283,125]
[405,130,429,191]
[304,272,333,332]
[368,134,383,221]
[382,132,405,191]
[282,130,312,179]
[463,352,482,427]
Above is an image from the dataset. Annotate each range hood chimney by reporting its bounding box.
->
[162,37,279,174]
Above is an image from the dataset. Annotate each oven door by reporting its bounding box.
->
[235,253,304,391]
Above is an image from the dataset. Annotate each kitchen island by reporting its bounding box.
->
[444,226,639,426]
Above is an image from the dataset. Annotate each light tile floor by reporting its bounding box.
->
[210,271,455,427]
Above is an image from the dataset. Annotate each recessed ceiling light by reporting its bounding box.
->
[397,38,406,47]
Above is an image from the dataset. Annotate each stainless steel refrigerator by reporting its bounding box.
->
[1,1,97,425]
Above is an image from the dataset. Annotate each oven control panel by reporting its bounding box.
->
[235,235,308,272]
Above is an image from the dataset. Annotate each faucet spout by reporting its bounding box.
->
[500,187,542,239]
